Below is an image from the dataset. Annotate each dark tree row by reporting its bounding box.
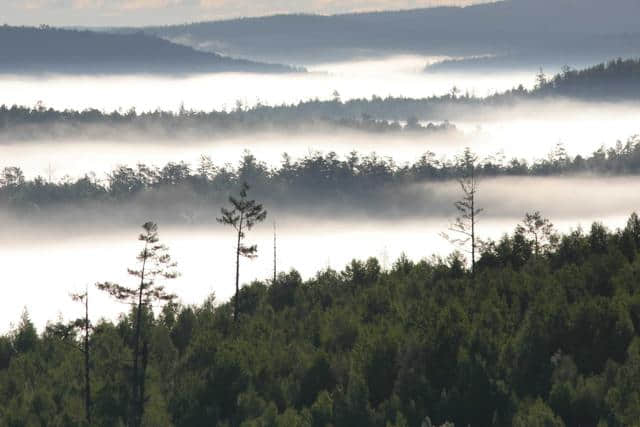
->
[531,58,640,99]
[0,101,456,141]
[2,139,640,210]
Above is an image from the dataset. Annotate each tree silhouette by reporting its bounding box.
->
[47,288,94,424]
[97,222,178,427]
[218,182,267,321]
[442,148,483,276]
[273,221,278,284]
[71,288,93,425]
[516,211,557,256]
[535,67,548,90]
[1,167,25,188]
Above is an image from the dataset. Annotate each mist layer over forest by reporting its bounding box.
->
[2,175,640,330]
[0,56,532,111]
[1,100,638,180]
[1,53,639,331]
[3,2,640,424]
[2,148,640,328]
[2,58,640,185]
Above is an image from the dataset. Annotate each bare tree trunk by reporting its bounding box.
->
[234,216,243,322]
[132,245,148,427]
[84,291,91,426]
[471,166,476,277]
[273,221,277,284]
[139,340,149,426]
[471,201,476,276]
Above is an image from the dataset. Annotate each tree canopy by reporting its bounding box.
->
[1,214,640,425]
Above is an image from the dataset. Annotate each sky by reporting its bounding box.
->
[3,0,494,27]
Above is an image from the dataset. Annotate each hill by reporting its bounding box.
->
[0,26,300,74]
[129,0,640,66]
[532,58,640,99]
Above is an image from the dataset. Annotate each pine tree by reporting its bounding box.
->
[535,67,548,90]
[218,182,267,321]
[97,222,178,427]
[442,148,483,276]
[70,288,92,426]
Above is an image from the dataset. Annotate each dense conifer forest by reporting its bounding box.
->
[0,102,456,141]
[528,58,640,99]
[1,140,639,212]
[1,212,640,426]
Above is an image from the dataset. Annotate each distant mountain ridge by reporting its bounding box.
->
[0,26,301,74]
[124,0,640,66]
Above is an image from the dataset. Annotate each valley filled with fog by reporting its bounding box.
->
[5,3,640,425]
[2,57,639,181]
[2,54,640,329]
[3,100,640,181]
[0,56,531,112]
[2,175,640,329]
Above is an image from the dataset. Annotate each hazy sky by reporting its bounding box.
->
[4,0,494,27]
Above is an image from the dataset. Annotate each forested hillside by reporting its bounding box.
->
[532,58,640,99]
[129,0,640,64]
[1,213,640,425]
[0,26,298,74]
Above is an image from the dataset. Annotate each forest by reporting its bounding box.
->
[4,1,640,426]
[525,58,640,99]
[1,206,640,426]
[0,101,456,141]
[1,140,639,212]
[1,58,639,141]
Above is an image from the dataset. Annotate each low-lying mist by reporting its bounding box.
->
[3,175,638,225]
[2,175,639,330]
[0,56,533,112]
[2,98,639,180]
[2,54,639,331]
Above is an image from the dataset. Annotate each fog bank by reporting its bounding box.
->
[0,56,533,112]
[1,175,639,330]
[3,98,640,181]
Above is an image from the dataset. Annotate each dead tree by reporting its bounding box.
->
[273,221,277,284]
[442,148,483,276]
[67,288,92,425]
[97,221,178,427]
[50,287,93,425]
[218,182,267,321]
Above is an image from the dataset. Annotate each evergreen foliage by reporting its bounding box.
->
[2,214,640,425]
[2,141,640,212]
